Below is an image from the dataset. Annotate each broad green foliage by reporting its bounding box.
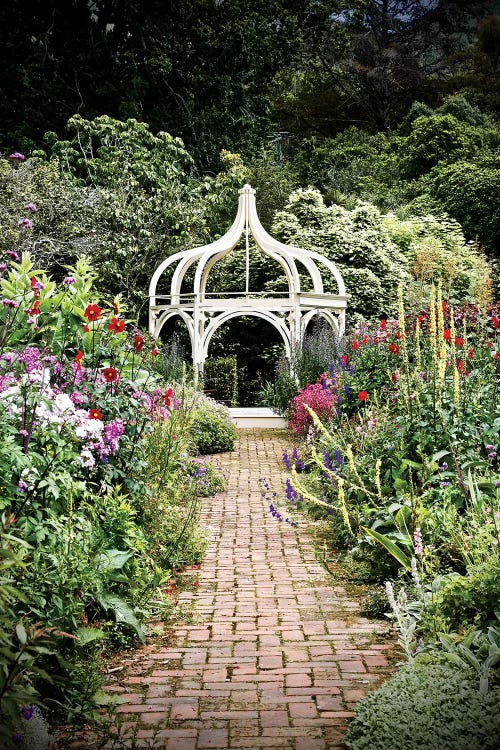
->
[0,127,251,318]
[345,657,500,750]
[428,159,500,253]
[272,187,410,320]
[289,98,499,259]
[382,213,492,306]
[190,398,238,454]
[401,114,484,177]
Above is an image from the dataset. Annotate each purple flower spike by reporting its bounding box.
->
[63,276,76,285]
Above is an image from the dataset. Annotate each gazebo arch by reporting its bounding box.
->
[149,184,347,377]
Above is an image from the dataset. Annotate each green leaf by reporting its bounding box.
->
[97,593,146,641]
[15,623,27,645]
[75,627,107,646]
[362,527,412,570]
[97,549,133,571]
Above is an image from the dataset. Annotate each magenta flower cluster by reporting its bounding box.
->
[288,382,337,436]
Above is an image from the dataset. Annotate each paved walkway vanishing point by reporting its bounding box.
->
[102,429,393,750]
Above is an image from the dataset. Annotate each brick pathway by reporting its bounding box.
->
[104,429,392,749]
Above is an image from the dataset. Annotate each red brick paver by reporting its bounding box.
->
[93,430,393,748]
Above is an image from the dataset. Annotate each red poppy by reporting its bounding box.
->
[134,335,144,352]
[151,348,159,357]
[443,329,452,341]
[389,343,400,355]
[456,360,465,373]
[84,303,102,322]
[108,317,125,334]
[442,300,448,312]
[340,355,348,366]
[455,336,464,347]
[75,350,83,370]
[164,387,174,407]
[492,316,499,329]
[352,340,359,351]
[103,366,119,382]
[358,390,369,401]
[28,299,40,316]
[83,324,90,333]
[361,335,369,346]
[373,336,380,344]
[467,348,474,359]
[88,407,103,420]
[379,319,387,330]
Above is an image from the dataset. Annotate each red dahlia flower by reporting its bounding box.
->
[389,343,399,355]
[103,367,118,382]
[84,303,102,322]
[134,335,144,352]
[108,317,125,334]
[89,408,103,420]
[352,340,359,351]
[444,329,452,341]
[358,390,369,401]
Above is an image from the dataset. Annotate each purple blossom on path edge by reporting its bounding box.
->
[24,203,37,212]
[9,152,25,160]
[63,276,76,285]
[18,218,33,229]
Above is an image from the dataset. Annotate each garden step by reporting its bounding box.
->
[229,408,287,429]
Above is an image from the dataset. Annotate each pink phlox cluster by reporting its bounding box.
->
[103,418,125,453]
[70,391,85,406]
[18,346,42,372]
[0,373,17,394]
[288,382,337,436]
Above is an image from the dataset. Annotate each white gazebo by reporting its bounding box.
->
[149,184,347,378]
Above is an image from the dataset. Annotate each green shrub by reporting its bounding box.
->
[423,557,500,634]
[345,657,500,750]
[204,356,238,406]
[191,397,238,454]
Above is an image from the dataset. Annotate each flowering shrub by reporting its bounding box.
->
[288,382,337,436]
[275,282,499,722]
[0,239,218,737]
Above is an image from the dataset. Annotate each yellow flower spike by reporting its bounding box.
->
[429,285,437,364]
[303,403,333,440]
[415,318,422,373]
[290,466,331,508]
[437,281,445,343]
[336,476,352,534]
[398,284,406,337]
[375,458,382,501]
[453,364,460,410]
